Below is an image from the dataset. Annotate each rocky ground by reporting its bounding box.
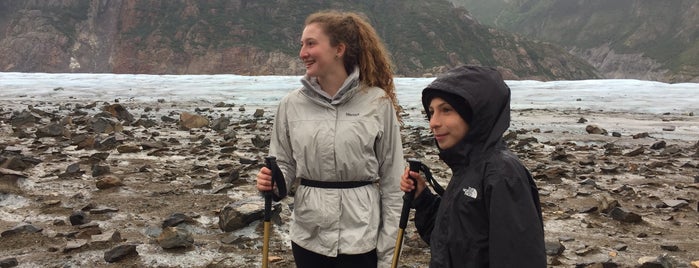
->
[0,96,698,268]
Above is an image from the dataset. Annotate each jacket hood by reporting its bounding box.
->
[421,65,511,167]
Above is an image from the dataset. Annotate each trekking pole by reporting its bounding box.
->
[262,156,277,268]
[262,189,272,268]
[261,156,287,267]
[391,159,421,268]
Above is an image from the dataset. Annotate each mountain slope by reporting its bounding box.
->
[450,0,699,82]
[0,0,599,80]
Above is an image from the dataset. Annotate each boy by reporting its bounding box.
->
[400,65,546,267]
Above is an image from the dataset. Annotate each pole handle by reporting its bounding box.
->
[398,159,421,229]
[263,156,276,222]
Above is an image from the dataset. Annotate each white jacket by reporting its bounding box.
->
[270,68,404,267]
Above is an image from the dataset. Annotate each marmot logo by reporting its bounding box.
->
[346,112,359,116]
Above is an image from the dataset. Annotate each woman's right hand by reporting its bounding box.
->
[400,166,427,198]
[256,167,274,192]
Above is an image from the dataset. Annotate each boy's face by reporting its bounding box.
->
[428,97,469,150]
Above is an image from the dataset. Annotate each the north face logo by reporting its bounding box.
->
[462,187,478,199]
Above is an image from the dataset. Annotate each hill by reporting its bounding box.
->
[449,0,699,82]
[0,0,599,80]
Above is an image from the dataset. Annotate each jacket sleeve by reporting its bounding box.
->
[486,166,546,267]
[375,101,405,267]
[411,188,440,245]
[269,95,296,190]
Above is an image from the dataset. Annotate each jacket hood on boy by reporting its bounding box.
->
[421,65,511,167]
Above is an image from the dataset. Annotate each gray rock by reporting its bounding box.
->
[66,163,81,174]
[95,135,122,151]
[650,141,666,150]
[603,143,622,156]
[0,169,26,194]
[545,240,565,256]
[35,123,67,138]
[193,180,212,189]
[104,244,138,263]
[96,175,123,190]
[211,116,231,131]
[91,164,110,177]
[251,134,270,149]
[9,111,38,127]
[609,207,642,223]
[90,206,119,214]
[599,165,619,174]
[222,130,238,141]
[637,254,679,268]
[92,230,122,244]
[659,244,680,252]
[632,132,650,139]
[212,184,235,194]
[133,118,157,128]
[1,224,43,237]
[161,115,177,123]
[157,226,193,249]
[585,124,607,135]
[103,104,134,123]
[219,198,281,232]
[162,213,195,228]
[623,146,645,157]
[222,169,240,183]
[116,144,142,153]
[141,141,166,150]
[220,146,237,154]
[69,211,90,226]
[253,109,264,118]
[90,116,123,134]
[63,239,88,252]
[0,257,18,268]
[551,146,571,162]
[1,155,39,171]
[573,245,597,256]
[613,244,628,251]
[661,199,689,209]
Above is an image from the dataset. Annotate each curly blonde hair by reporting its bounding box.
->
[305,10,402,123]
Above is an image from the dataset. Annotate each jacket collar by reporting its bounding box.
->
[301,66,360,105]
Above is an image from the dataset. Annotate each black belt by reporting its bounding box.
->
[300,178,373,189]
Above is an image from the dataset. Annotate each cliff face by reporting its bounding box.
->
[0,0,305,75]
[0,0,599,80]
[450,0,699,82]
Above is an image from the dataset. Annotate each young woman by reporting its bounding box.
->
[255,10,404,268]
[400,65,546,267]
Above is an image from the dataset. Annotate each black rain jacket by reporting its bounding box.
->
[413,65,546,268]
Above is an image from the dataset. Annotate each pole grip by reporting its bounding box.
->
[263,156,276,222]
[398,159,421,229]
